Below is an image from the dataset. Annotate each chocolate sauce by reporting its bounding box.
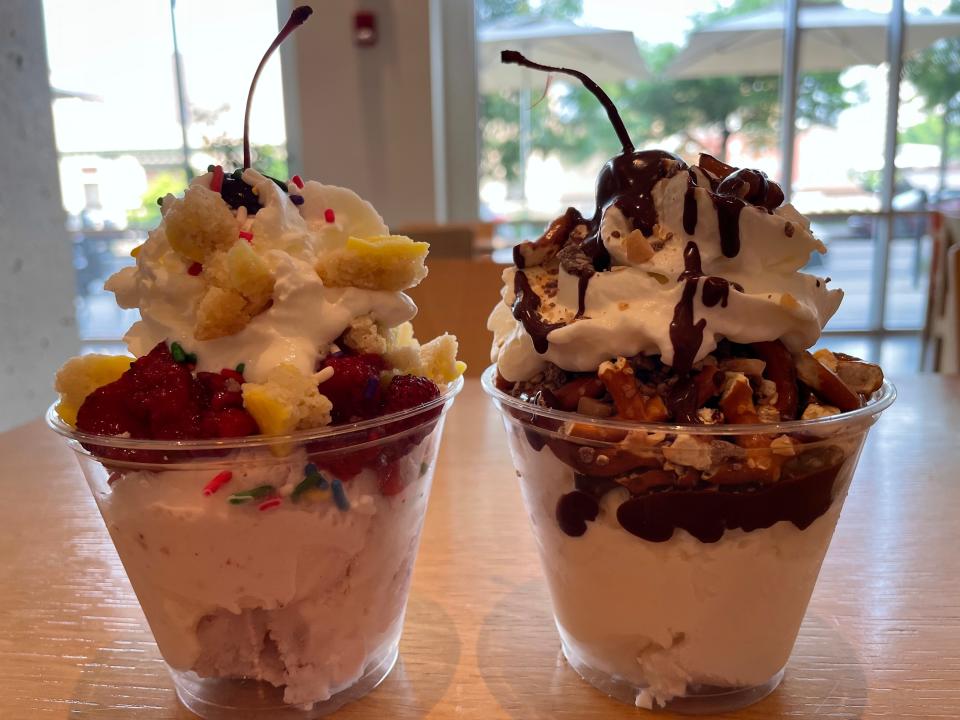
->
[669,242,707,376]
[665,376,701,424]
[512,271,564,354]
[683,183,698,236]
[556,490,600,537]
[713,194,746,258]
[595,150,684,239]
[615,461,843,543]
[702,277,731,308]
[717,167,784,211]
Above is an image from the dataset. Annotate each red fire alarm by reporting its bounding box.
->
[354,11,377,46]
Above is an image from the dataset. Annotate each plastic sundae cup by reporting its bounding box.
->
[483,367,893,713]
[47,376,460,719]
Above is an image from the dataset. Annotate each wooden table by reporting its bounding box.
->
[1,376,958,719]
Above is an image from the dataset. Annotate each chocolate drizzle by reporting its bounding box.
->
[512,271,564,354]
[702,277,732,308]
[683,174,698,236]
[714,194,746,258]
[556,490,600,536]
[615,461,843,543]
[669,242,743,374]
[669,242,707,376]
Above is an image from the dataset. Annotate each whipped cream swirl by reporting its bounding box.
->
[107,170,416,384]
[489,153,842,383]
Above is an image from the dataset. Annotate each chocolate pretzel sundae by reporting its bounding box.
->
[484,51,893,711]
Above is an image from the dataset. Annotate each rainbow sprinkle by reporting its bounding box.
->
[239,230,254,242]
[292,463,329,501]
[258,497,282,512]
[291,174,304,189]
[331,479,350,511]
[203,470,233,496]
[210,165,225,193]
[324,208,336,223]
[290,194,304,206]
[228,485,275,505]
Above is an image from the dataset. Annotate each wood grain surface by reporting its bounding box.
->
[0,376,957,719]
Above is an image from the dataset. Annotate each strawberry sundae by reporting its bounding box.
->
[49,7,463,716]
[483,51,893,712]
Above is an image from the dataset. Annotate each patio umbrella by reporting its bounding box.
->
[667,2,960,78]
[478,17,647,92]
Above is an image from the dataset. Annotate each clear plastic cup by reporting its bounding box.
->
[482,366,893,714]
[47,377,461,719]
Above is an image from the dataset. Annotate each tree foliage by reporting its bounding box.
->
[903,0,960,180]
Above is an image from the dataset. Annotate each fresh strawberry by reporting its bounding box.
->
[378,461,405,496]
[378,375,442,464]
[381,375,440,415]
[202,408,259,438]
[318,353,386,423]
[76,378,143,438]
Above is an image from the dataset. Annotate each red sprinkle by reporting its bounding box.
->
[258,497,282,512]
[187,262,203,276]
[220,368,245,384]
[210,165,225,193]
[324,208,336,223]
[291,174,304,189]
[238,230,254,242]
[203,470,233,496]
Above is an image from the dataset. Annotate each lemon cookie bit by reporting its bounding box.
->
[242,364,333,435]
[384,321,423,375]
[317,235,429,291]
[343,315,388,355]
[193,241,275,340]
[419,334,466,384]
[55,354,134,426]
[194,287,253,340]
[164,185,237,263]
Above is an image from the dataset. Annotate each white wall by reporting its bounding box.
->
[0,1,78,431]
[280,0,478,227]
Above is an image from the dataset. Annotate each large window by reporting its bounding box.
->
[42,0,289,351]
[476,0,960,368]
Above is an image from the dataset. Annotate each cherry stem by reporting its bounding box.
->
[243,5,313,169]
[501,50,634,154]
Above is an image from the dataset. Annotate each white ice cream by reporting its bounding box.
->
[506,434,851,708]
[107,169,415,383]
[91,438,440,706]
[489,162,843,382]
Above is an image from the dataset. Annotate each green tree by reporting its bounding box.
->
[127,170,187,229]
[903,0,960,193]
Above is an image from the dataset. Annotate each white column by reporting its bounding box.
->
[0,1,78,431]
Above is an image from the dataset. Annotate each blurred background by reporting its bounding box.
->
[2,0,959,429]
